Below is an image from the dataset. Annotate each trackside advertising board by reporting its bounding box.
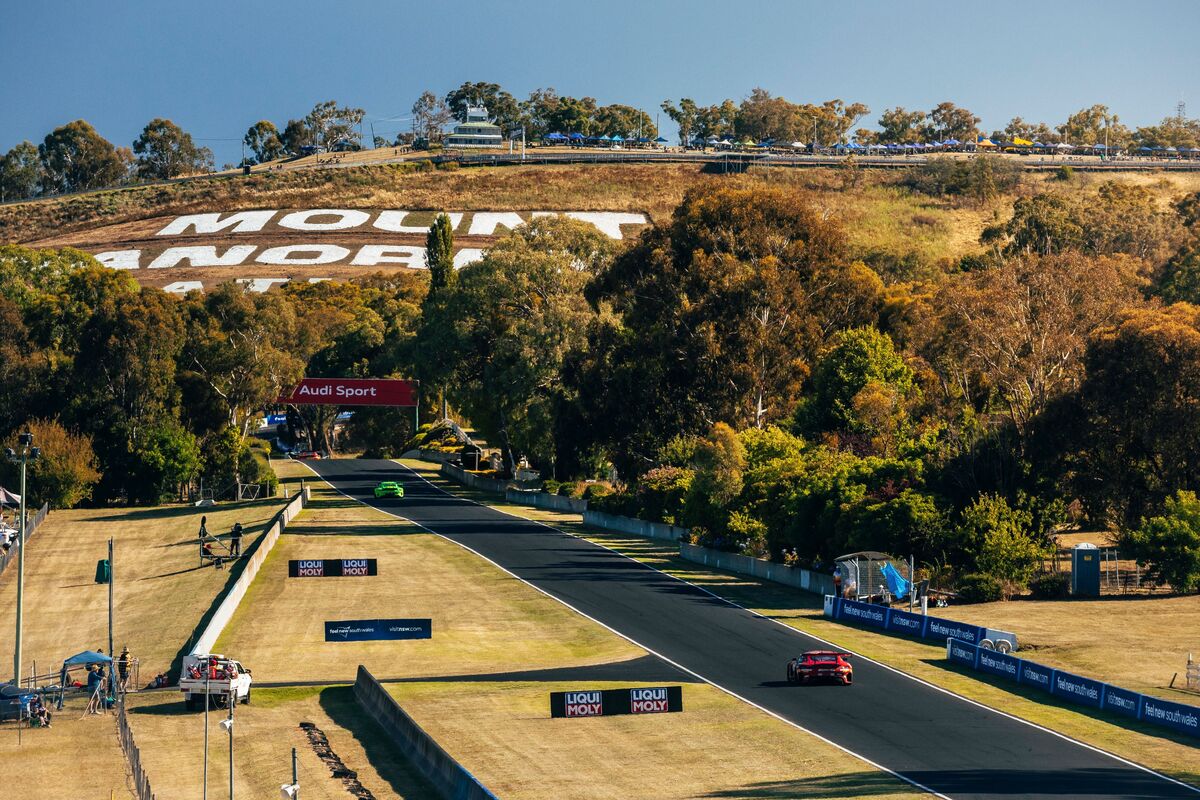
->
[289,558,378,577]
[833,598,986,645]
[947,639,1200,739]
[324,618,431,642]
[280,378,418,407]
[550,687,683,719]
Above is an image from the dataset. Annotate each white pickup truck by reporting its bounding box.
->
[179,653,252,710]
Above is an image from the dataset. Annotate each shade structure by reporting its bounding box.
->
[1056,142,1074,149]
[567,132,585,140]
[1012,137,1034,146]
[705,136,719,144]
[611,134,624,142]
[719,139,733,146]
[739,138,755,146]
[1163,146,1178,152]
[545,132,567,141]
[636,137,650,143]
[655,136,669,143]
[790,141,806,148]
[63,650,112,666]
[942,138,960,146]
[0,487,19,505]
[597,134,611,142]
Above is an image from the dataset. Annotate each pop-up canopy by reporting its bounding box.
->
[0,487,20,505]
[63,651,112,666]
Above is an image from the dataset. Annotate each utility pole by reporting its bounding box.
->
[292,747,299,798]
[7,431,39,687]
[107,538,114,663]
[228,697,235,800]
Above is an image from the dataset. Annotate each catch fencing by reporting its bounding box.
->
[116,702,156,800]
[188,486,309,655]
[0,502,50,580]
[353,666,499,800]
[947,638,1200,740]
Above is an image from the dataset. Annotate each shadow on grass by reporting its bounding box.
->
[318,686,439,800]
[701,772,913,798]
[926,657,1200,751]
[78,497,283,523]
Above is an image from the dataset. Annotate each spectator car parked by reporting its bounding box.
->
[0,683,39,721]
[786,651,853,685]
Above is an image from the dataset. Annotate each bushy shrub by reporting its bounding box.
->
[582,483,612,501]
[1028,572,1071,599]
[956,573,1004,604]
[1053,165,1075,182]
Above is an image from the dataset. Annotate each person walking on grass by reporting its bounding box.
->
[229,522,243,557]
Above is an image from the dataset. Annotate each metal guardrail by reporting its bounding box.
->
[0,502,50,580]
[117,702,156,800]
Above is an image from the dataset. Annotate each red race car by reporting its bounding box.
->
[786,650,854,685]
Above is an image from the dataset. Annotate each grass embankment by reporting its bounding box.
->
[207,459,926,800]
[388,680,922,800]
[0,694,132,800]
[127,684,434,800]
[215,459,639,681]
[0,493,288,679]
[397,459,1200,788]
[0,488,288,800]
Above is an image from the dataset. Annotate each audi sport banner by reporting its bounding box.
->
[279,378,418,407]
[324,618,431,642]
[549,686,683,719]
[289,559,378,578]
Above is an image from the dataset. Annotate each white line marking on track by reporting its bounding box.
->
[303,459,1200,798]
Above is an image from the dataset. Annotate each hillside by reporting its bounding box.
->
[6,161,1197,292]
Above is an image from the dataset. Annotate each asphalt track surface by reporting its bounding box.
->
[310,458,1199,800]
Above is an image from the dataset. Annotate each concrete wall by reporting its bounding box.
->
[440,462,510,494]
[189,487,309,655]
[585,509,690,542]
[680,542,837,595]
[353,666,499,800]
[506,488,588,514]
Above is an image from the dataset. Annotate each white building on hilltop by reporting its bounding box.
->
[445,105,503,148]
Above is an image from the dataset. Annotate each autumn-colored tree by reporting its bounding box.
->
[7,419,101,508]
[1057,104,1130,147]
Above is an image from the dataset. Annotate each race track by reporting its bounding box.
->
[310,457,1198,800]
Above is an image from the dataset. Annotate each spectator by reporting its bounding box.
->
[117,647,130,689]
[229,522,243,557]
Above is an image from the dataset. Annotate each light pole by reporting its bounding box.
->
[6,431,40,687]
[219,699,235,800]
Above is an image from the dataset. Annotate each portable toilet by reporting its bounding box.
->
[1071,543,1101,597]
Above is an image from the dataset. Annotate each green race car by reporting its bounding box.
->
[374,481,405,499]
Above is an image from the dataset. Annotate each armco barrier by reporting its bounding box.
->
[826,597,1014,649]
[585,509,689,542]
[946,639,1200,740]
[353,665,499,800]
[189,487,309,655]
[678,543,837,595]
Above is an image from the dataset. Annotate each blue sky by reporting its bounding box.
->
[2,0,1197,165]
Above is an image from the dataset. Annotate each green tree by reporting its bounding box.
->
[1057,104,1130,147]
[922,102,981,143]
[414,217,616,474]
[411,91,452,144]
[39,120,127,193]
[5,419,101,508]
[129,420,202,504]
[955,494,1047,589]
[445,82,522,133]
[877,107,926,142]
[0,141,43,201]
[1126,490,1200,592]
[802,327,915,436]
[280,118,316,154]
[661,98,700,145]
[243,120,284,164]
[133,118,213,179]
[305,100,366,150]
[592,104,656,139]
[1071,304,1200,526]
[425,213,455,290]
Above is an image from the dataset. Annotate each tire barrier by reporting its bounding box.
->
[824,596,1019,651]
[352,666,499,800]
[946,638,1200,739]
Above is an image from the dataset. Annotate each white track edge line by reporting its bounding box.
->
[388,460,1200,795]
[298,460,950,799]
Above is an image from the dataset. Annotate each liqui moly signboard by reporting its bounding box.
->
[550,686,683,718]
[288,558,378,578]
[280,378,418,407]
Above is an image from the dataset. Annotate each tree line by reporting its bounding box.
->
[3,174,1200,593]
[6,83,1200,204]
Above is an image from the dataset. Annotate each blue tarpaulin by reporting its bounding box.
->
[880,562,910,598]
